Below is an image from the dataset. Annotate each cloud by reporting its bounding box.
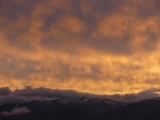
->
[13,86,98,99]
[1,0,159,55]
[108,89,160,103]
[0,87,160,104]
[0,94,42,105]
[0,87,11,95]
[0,107,30,116]
[0,0,160,95]
[0,87,98,104]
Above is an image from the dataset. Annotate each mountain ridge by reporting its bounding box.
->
[1,97,160,120]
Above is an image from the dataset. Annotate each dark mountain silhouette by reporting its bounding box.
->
[0,97,160,120]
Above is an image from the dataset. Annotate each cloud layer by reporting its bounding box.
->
[0,107,30,116]
[0,0,160,94]
[0,87,159,104]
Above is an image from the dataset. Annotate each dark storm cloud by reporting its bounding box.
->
[0,87,11,95]
[108,89,160,103]
[13,86,97,98]
[0,95,41,105]
[0,87,98,104]
[0,87,160,104]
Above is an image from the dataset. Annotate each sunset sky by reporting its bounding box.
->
[1,0,160,95]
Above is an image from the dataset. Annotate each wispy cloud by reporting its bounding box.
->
[0,106,30,116]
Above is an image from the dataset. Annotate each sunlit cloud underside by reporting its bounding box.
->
[1,0,160,95]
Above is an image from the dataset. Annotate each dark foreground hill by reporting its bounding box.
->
[1,97,160,120]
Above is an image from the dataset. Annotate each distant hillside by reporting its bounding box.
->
[1,97,160,120]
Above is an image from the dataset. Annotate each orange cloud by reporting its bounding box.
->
[0,0,160,95]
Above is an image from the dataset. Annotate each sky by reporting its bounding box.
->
[0,0,160,95]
